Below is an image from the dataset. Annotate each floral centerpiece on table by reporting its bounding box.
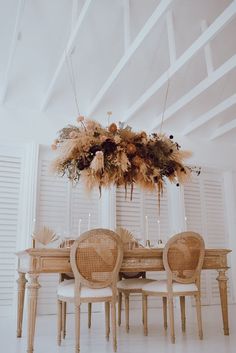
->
[51,116,198,199]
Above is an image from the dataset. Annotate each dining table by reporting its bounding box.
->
[16,246,231,353]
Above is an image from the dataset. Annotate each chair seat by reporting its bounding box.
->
[57,279,113,299]
[117,278,155,291]
[142,280,198,294]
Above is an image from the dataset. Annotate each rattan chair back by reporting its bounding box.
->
[163,231,205,284]
[70,228,123,289]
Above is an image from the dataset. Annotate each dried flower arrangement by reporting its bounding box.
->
[51,116,199,199]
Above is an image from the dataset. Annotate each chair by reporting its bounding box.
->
[142,231,205,343]
[57,229,123,352]
[117,272,155,332]
[115,227,155,332]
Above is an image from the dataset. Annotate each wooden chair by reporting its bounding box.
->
[58,241,92,340]
[142,231,205,343]
[57,229,123,352]
[115,227,155,332]
[117,272,155,332]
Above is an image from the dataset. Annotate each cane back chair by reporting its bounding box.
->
[142,231,205,343]
[57,229,123,352]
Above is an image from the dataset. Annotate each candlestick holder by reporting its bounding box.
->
[145,240,151,248]
[157,239,165,248]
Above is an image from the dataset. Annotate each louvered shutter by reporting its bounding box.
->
[116,186,142,239]
[36,148,101,314]
[184,169,232,305]
[36,158,68,315]
[0,153,22,315]
[70,184,100,235]
[116,185,170,244]
[116,185,170,308]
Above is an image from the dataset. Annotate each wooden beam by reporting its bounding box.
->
[166,10,176,65]
[0,0,25,104]
[86,0,173,116]
[150,54,236,131]
[210,118,236,140]
[183,94,236,135]
[41,0,93,111]
[123,0,236,122]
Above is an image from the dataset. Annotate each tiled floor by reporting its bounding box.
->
[1,304,235,353]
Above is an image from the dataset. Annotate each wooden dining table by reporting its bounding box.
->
[16,247,231,353]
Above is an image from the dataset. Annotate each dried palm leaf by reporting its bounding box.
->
[32,226,59,245]
[115,227,143,248]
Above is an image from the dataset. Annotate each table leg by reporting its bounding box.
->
[16,272,27,337]
[216,269,229,335]
[27,274,41,353]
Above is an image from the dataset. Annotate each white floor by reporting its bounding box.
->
[1,304,236,353]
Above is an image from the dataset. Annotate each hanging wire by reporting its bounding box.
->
[159,71,170,133]
[65,50,81,116]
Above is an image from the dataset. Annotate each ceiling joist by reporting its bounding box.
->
[183,94,236,135]
[0,0,25,104]
[210,118,236,140]
[123,0,236,123]
[86,0,173,116]
[150,54,236,131]
[41,0,93,111]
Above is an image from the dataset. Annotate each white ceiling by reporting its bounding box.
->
[0,0,236,146]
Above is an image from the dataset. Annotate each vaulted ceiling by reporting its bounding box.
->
[0,0,236,145]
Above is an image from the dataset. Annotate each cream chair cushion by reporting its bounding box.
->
[142,280,198,293]
[117,278,155,290]
[57,279,113,299]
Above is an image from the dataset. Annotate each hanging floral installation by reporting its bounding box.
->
[51,116,200,199]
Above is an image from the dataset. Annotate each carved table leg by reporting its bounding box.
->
[27,274,41,353]
[216,269,229,335]
[16,272,27,337]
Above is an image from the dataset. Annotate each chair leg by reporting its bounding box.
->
[111,301,117,352]
[195,294,203,340]
[62,301,67,339]
[168,297,175,343]
[143,294,148,336]
[75,304,80,353]
[105,302,110,341]
[180,296,186,332]
[162,297,167,330]
[57,300,62,346]
[118,292,122,326]
[124,293,130,333]
[88,303,92,329]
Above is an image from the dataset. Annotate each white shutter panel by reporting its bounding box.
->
[36,148,102,314]
[116,185,170,308]
[70,184,100,235]
[184,170,232,305]
[116,186,142,239]
[116,185,170,244]
[0,154,22,315]
[143,188,170,244]
[36,158,68,315]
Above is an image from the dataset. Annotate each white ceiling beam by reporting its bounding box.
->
[201,20,214,75]
[210,118,236,140]
[150,54,236,131]
[41,0,93,111]
[166,10,176,65]
[123,0,236,122]
[183,93,236,135]
[124,0,131,52]
[86,0,173,116]
[0,0,25,104]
